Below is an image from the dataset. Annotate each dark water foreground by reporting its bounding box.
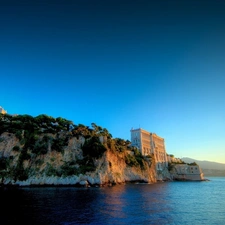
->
[0,177,224,225]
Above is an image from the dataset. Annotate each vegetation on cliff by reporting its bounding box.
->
[0,114,154,185]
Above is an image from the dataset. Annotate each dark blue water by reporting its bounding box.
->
[1,177,224,225]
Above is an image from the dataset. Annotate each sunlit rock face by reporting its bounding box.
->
[0,133,19,157]
[0,131,159,186]
[87,150,158,185]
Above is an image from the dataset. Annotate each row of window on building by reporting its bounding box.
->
[130,128,168,169]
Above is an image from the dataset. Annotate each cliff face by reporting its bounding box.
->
[97,150,157,184]
[0,131,157,186]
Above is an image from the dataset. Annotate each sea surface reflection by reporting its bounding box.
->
[1,177,225,225]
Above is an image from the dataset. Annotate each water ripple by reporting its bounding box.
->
[0,177,225,225]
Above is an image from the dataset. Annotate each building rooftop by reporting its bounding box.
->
[131,128,164,139]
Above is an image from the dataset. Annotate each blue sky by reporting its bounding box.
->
[1,0,225,163]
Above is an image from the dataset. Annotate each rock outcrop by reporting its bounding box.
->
[0,131,158,186]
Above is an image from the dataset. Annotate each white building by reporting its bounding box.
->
[130,128,168,170]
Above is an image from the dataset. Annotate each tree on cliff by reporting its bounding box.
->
[82,136,107,158]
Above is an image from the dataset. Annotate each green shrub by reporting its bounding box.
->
[23,132,39,150]
[11,163,29,181]
[33,142,48,155]
[20,150,31,161]
[60,162,77,177]
[168,163,174,171]
[188,162,198,166]
[20,138,26,145]
[52,137,68,153]
[79,164,96,173]
[107,139,116,152]
[32,135,53,155]
[45,163,61,176]
[35,159,44,166]
[17,168,29,181]
[136,155,145,169]
[15,130,23,140]
[0,157,9,170]
[125,154,139,167]
[76,158,96,174]
[12,145,20,151]
[125,153,145,169]
[82,136,106,158]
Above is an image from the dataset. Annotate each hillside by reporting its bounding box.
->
[0,113,159,186]
[181,157,225,170]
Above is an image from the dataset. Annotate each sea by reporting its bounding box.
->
[0,177,224,225]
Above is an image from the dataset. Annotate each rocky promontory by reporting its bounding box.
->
[0,114,160,187]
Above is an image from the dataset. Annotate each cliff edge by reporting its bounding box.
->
[0,114,158,186]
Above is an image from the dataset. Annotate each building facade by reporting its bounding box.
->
[0,106,7,114]
[171,164,205,181]
[130,128,168,170]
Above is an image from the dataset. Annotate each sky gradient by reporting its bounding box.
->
[1,0,225,163]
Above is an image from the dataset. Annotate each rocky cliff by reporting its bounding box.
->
[0,132,157,186]
[0,114,159,186]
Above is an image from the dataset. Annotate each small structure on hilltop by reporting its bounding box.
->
[0,106,7,114]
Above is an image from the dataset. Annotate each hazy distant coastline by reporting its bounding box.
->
[182,157,225,176]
